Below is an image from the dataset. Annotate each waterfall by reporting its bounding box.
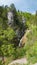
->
[19,30,31,47]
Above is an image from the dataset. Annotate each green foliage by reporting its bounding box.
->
[0,6,8,29]
[0,28,16,56]
[13,47,26,59]
[3,28,16,41]
[1,44,15,56]
[23,26,37,63]
[0,60,3,65]
[0,3,37,65]
[26,41,37,63]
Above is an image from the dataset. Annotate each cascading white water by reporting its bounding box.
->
[19,30,31,47]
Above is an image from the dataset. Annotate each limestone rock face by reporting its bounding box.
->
[7,11,27,46]
[8,12,14,27]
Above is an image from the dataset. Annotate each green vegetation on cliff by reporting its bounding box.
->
[0,3,37,65]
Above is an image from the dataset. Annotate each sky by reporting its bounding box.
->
[0,0,37,14]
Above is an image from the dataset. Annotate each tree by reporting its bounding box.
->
[0,27,17,64]
[0,6,8,29]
